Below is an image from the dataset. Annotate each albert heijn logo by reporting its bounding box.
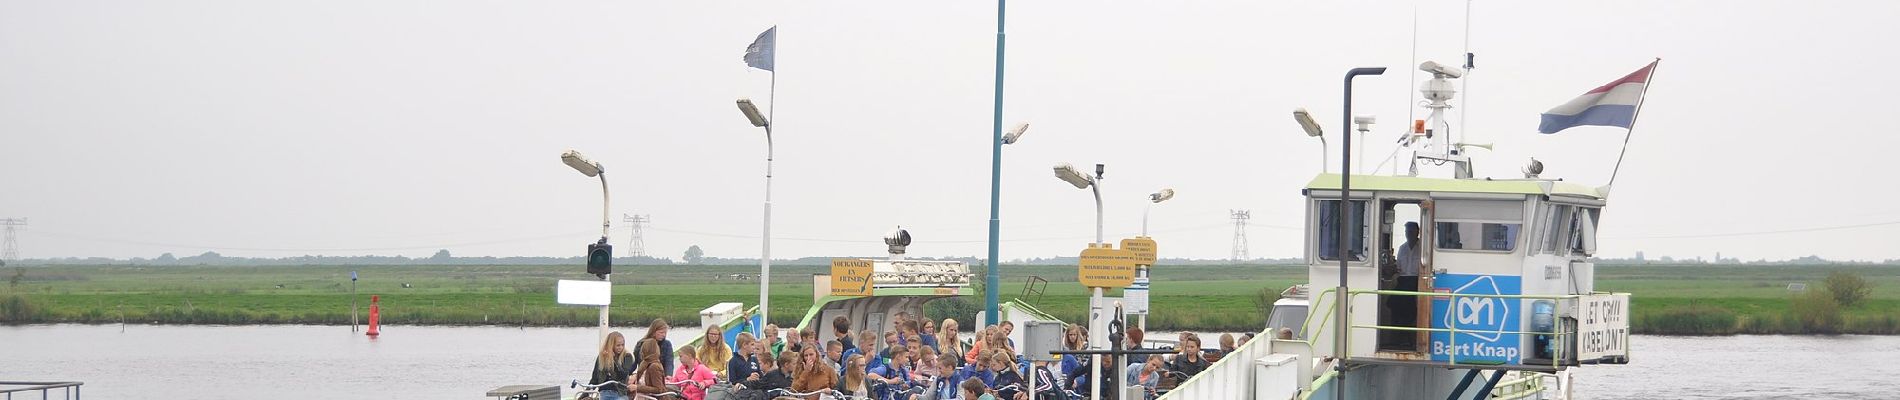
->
[1442,275,1510,341]
[1429,273,1523,364]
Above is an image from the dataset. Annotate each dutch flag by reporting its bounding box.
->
[1538,61,1658,134]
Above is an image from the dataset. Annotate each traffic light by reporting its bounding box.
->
[587,238,613,279]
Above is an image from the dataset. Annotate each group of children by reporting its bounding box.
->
[589,313,1246,400]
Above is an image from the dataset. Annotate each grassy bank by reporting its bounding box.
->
[0,263,1299,331]
[1600,264,1900,335]
[6,263,1897,334]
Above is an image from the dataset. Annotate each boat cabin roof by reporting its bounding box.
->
[1302,173,1604,201]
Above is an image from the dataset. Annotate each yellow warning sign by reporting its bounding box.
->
[1120,237,1158,266]
[1078,244,1138,288]
[830,259,874,297]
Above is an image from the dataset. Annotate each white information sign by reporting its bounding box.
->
[1577,293,1630,361]
[556,280,613,306]
[1124,277,1150,314]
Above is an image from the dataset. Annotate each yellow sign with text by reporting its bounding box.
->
[1120,237,1158,266]
[1078,244,1139,288]
[830,259,874,297]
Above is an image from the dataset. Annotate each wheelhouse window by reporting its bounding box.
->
[1434,200,1524,253]
[1316,200,1368,261]
[1538,205,1573,254]
[1570,207,1601,256]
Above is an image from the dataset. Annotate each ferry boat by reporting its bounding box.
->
[1159,60,1634,400]
[678,59,1636,400]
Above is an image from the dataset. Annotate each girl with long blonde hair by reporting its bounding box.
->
[938,319,965,368]
[696,326,732,381]
[589,331,634,400]
[839,354,869,397]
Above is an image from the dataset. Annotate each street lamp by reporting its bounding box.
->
[1055,161,1115,400]
[735,97,774,328]
[1336,67,1386,400]
[1141,188,1174,236]
[1135,187,1173,333]
[561,149,612,343]
[985,121,1028,327]
[983,0,1021,328]
[1051,163,1103,243]
[1294,108,1326,172]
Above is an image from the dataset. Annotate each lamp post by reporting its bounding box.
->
[1136,188,1172,332]
[561,149,612,343]
[736,98,774,328]
[1336,67,1386,400]
[983,0,1020,327]
[1052,162,1105,400]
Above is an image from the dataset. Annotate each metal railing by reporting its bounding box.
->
[1259,286,1600,399]
[1342,289,1610,370]
[0,381,82,400]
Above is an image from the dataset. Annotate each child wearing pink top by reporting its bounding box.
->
[671,346,719,400]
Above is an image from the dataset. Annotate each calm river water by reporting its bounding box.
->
[2,325,1894,399]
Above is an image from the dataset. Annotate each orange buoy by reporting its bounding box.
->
[366,295,381,336]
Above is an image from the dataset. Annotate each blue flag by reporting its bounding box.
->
[744,26,775,71]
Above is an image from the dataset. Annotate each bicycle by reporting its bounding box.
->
[647,380,711,400]
[766,388,868,400]
[570,379,627,400]
[570,378,700,400]
[869,376,933,400]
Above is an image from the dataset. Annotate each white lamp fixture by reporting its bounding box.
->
[561,150,603,177]
[1294,108,1324,137]
[1003,122,1030,144]
[1149,188,1174,203]
[737,98,769,128]
[1053,163,1093,189]
[1294,108,1329,172]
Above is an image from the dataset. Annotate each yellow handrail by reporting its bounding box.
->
[1341,288,1620,370]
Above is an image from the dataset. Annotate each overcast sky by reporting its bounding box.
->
[4,0,1897,262]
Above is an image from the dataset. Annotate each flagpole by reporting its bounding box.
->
[1606,58,1659,190]
[756,27,778,331]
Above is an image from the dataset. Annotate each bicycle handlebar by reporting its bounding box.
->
[767,388,841,397]
[572,379,623,390]
[666,380,708,389]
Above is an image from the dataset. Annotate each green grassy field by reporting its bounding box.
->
[0,263,1300,331]
[3,263,1896,334]
[1595,264,1900,334]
